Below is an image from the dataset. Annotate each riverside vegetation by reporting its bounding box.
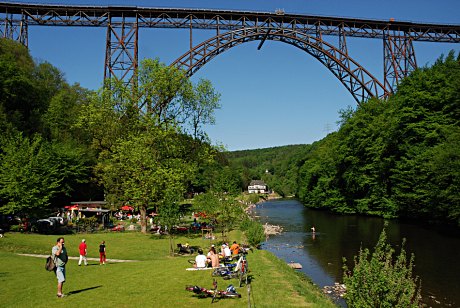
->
[343,225,422,307]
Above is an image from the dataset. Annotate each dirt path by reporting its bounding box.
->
[18,253,140,263]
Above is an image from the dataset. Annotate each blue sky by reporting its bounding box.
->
[14,0,460,150]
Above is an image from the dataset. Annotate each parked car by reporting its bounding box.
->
[33,216,67,234]
[48,216,67,226]
[34,219,55,234]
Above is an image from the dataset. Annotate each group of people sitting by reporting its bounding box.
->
[194,241,241,268]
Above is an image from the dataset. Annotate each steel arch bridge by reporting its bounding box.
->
[1,2,460,103]
[172,27,387,103]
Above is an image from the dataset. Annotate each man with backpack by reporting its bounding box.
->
[52,237,68,298]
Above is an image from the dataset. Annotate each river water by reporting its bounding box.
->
[251,199,460,307]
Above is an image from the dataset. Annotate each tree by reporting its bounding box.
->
[0,38,39,134]
[137,59,221,139]
[42,84,91,143]
[97,121,196,234]
[75,81,137,154]
[187,78,221,140]
[343,225,422,307]
[137,58,193,124]
[157,190,182,256]
[0,38,99,215]
[193,192,244,238]
[0,134,67,214]
[241,218,265,248]
[77,59,221,234]
[0,132,92,214]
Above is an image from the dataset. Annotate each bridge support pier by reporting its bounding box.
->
[0,13,28,46]
[104,14,138,89]
[383,31,417,93]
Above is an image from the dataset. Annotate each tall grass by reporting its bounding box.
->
[0,231,336,307]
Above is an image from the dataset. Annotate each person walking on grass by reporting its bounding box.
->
[52,237,68,298]
[99,240,106,265]
[78,239,88,266]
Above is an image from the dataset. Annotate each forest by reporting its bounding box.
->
[227,51,460,227]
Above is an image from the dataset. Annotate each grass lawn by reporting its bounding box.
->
[0,231,336,307]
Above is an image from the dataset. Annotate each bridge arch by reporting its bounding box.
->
[172,27,389,104]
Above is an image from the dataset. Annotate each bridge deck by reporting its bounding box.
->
[1,2,459,42]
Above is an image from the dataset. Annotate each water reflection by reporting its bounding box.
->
[252,199,460,308]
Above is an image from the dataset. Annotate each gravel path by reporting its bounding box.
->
[18,253,140,263]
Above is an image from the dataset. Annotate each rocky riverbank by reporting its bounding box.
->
[263,222,283,237]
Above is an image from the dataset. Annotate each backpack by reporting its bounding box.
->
[45,255,56,271]
[226,284,236,293]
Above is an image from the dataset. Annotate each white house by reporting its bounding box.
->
[248,180,267,194]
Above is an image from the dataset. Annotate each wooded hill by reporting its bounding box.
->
[226,51,460,227]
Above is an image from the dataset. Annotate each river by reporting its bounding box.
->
[251,199,460,307]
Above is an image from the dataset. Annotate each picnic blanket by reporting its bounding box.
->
[186,267,214,271]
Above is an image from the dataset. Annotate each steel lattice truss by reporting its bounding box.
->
[173,27,387,103]
[1,2,459,102]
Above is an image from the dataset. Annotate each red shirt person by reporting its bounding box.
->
[78,239,87,266]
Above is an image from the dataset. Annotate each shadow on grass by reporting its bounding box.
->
[68,285,102,295]
[0,272,9,278]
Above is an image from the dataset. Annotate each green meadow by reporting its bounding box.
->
[0,231,336,307]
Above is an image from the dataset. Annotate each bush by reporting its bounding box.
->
[247,193,261,205]
[239,217,252,232]
[244,220,265,248]
[76,217,98,233]
[342,225,422,307]
[9,225,22,232]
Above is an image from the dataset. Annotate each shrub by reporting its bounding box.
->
[247,193,261,205]
[76,217,98,233]
[244,220,265,248]
[9,225,22,232]
[342,225,422,307]
[239,217,252,232]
